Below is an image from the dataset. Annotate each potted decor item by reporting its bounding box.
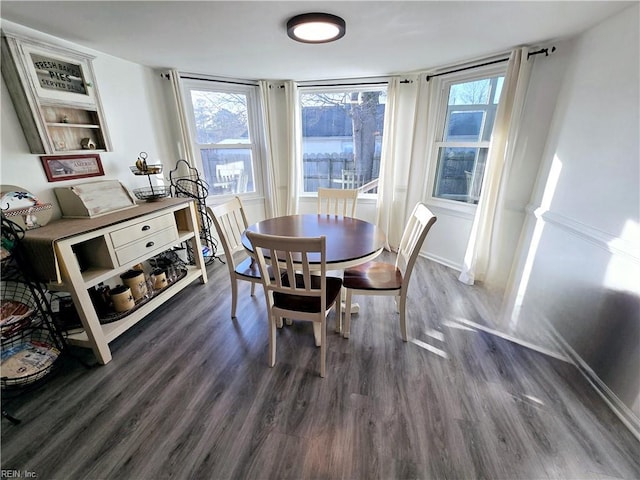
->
[109,285,134,313]
[119,270,148,301]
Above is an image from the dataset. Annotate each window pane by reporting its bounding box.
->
[493,77,504,104]
[300,88,386,193]
[190,91,250,144]
[445,110,485,141]
[433,73,503,204]
[433,147,488,204]
[449,79,491,105]
[200,148,254,194]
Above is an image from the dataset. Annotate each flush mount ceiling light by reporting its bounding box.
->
[287,12,346,44]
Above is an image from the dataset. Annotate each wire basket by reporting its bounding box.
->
[133,186,171,202]
[130,165,163,175]
[1,282,60,389]
[1,281,43,339]
[1,326,61,389]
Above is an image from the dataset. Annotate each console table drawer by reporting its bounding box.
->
[110,213,176,249]
[114,226,178,266]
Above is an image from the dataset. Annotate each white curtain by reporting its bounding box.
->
[284,81,301,215]
[167,69,196,167]
[375,77,400,249]
[458,47,532,285]
[258,81,280,218]
[404,75,437,240]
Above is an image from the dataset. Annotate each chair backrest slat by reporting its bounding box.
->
[248,232,326,304]
[208,196,250,267]
[396,203,437,287]
[317,188,358,217]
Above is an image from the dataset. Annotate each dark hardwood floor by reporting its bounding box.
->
[2,253,639,479]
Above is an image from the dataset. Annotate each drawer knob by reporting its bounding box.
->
[146,241,155,248]
[142,225,151,231]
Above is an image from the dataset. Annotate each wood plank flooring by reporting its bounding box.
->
[2,253,639,479]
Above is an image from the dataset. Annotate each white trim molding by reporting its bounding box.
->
[529,204,640,263]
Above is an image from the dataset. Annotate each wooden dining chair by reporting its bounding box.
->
[208,197,261,319]
[317,188,358,217]
[342,202,437,341]
[246,231,343,378]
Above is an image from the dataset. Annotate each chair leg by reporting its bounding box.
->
[335,289,343,333]
[250,281,256,297]
[393,295,400,313]
[313,322,322,347]
[398,294,408,342]
[269,315,277,367]
[231,278,239,318]
[343,289,352,338]
[320,320,326,378]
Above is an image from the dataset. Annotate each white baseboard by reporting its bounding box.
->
[421,251,461,272]
[541,317,640,441]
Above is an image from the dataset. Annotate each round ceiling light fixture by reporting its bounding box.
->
[287,12,346,44]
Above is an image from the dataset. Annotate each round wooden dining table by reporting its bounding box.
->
[242,214,386,270]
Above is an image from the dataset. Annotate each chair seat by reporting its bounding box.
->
[274,274,343,313]
[343,261,402,290]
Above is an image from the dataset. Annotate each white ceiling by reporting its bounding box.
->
[0,1,633,81]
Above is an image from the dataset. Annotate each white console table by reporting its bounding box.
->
[22,198,208,364]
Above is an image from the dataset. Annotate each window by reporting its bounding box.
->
[432,71,504,204]
[299,86,387,193]
[182,79,264,196]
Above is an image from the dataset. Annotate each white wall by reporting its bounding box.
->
[1,21,179,220]
[504,4,640,425]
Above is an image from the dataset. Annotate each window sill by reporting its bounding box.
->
[425,196,477,220]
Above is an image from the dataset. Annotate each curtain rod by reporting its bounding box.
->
[179,75,257,86]
[527,46,556,59]
[426,57,508,82]
[426,46,556,81]
[272,78,414,89]
[160,72,258,86]
[300,80,389,88]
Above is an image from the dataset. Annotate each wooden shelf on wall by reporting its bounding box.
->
[1,33,112,155]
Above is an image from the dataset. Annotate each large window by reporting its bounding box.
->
[183,80,263,196]
[432,72,504,204]
[299,86,387,193]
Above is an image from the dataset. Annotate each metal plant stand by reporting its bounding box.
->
[168,159,219,265]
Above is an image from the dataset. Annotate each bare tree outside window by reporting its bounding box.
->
[184,83,262,196]
[300,87,387,193]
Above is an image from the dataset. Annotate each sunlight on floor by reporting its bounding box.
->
[523,394,545,406]
[410,338,449,359]
[442,319,477,332]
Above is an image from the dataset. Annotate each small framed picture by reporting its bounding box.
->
[40,154,105,182]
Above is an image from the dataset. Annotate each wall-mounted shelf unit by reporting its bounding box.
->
[1,32,112,155]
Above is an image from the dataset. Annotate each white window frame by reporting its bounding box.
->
[425,63,507,213]
[181,78,267,201]
[297,82,388,198]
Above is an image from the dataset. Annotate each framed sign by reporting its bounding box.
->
[40,154,104,182]
[30,53,88,95]
[19,40,96,105]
